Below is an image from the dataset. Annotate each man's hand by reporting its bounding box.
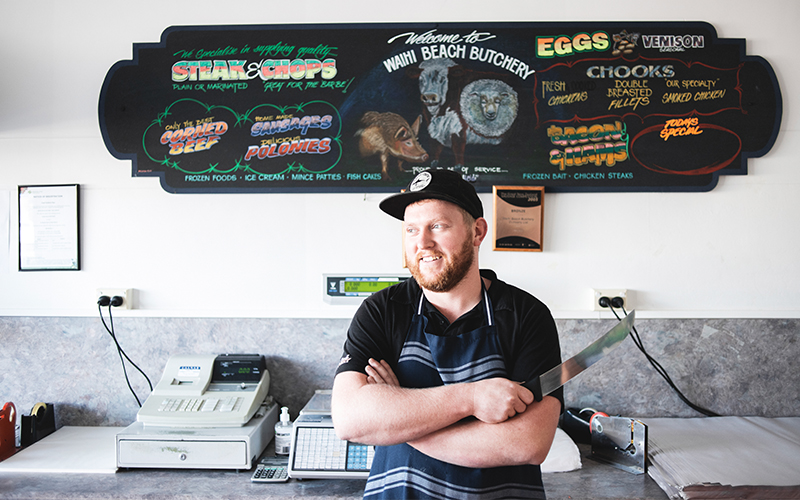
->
[365,358,400,386]
[470,378,533,423]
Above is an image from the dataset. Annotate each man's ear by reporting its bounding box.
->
[474,217,489,246]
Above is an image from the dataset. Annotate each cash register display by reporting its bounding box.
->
[291,426,374,472]
[212,353,266,382]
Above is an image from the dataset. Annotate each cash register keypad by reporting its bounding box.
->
[157,397,243,412]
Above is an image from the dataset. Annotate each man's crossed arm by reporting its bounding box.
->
[331,358,561,468]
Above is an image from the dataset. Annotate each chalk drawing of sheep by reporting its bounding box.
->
[459,79,519,145]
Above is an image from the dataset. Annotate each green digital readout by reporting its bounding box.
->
[211,354,265,383]
[325,275,409,303]
[343,280,400,293]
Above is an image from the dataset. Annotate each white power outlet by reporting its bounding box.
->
[96,288,134,309]
[593,289,628,311]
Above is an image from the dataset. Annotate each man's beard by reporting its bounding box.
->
[408,235,474,293]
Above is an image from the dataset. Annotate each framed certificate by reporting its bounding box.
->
[492,186,544,252]
[18,184,81,271]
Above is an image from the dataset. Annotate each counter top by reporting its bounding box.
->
[0,445,667,500]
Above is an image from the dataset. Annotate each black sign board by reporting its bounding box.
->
[99,22,781,193]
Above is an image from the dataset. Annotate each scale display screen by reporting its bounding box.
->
[324,275,409,304]
[343,280,399,294]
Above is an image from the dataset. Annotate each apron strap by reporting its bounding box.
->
[416,282,494,326]
[483,285,494,326]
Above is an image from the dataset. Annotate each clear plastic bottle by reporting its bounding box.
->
[274,406,292,455]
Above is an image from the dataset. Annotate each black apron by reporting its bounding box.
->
[363,287,545,500]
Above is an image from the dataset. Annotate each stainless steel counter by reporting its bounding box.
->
[0,445,668,499]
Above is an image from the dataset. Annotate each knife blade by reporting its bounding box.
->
[524,311,635,401]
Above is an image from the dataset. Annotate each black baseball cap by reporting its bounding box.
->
[379,169,483,221]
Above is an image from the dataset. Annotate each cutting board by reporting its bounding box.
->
[0,426,123,473]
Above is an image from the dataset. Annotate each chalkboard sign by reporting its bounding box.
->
[99,22,781,194]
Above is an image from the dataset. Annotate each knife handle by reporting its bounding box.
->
[522,378,543,402]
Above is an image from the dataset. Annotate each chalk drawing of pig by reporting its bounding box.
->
[356,111,429,180]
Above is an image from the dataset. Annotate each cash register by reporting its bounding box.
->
[116,353,279,470]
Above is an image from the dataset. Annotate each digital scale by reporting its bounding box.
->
[288,390,375,479]
[324,274,409,304]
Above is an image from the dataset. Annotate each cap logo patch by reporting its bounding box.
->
[409,172,432,192]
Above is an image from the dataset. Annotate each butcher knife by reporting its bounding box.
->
[524,311,635,401]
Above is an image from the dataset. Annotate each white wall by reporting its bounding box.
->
[1,0,797,319]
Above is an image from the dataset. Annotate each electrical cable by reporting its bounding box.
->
[97,299,153,407]
[108,304,141,407]
[106,302,154,395]
[608,304,720,417]
[98,302,152,392]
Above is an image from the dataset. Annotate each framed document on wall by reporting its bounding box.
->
[18,184,81,271]
[492,186,544,252]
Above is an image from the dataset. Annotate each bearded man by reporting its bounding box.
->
[332,168,563,499]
